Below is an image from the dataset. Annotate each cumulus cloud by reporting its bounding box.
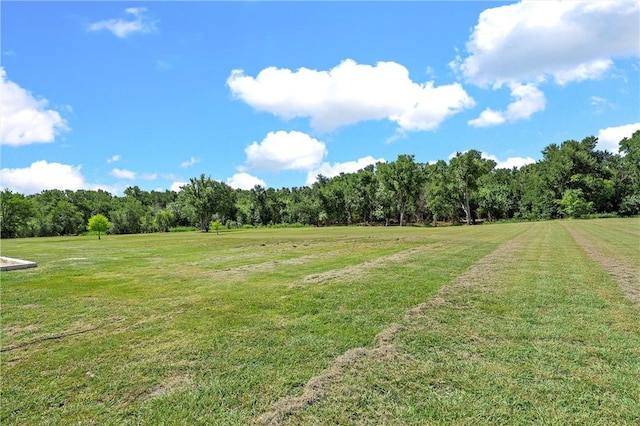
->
[597,123,640,152]
[170,181,188,192]
[228,59,474,132]
[449,151,535,169]
[88,7,157,38]
[107,154,121,164]
[481,152,535,169]
[226,172,267,190]
[493,156,535,169]
[241,130,327,172]
[305,156,385,185]
[453,1,639,87]
[468,83,546,127]
[180,157,200,168]
[1,161,85,194]
[0,68,70,146]
[110,168,137,180]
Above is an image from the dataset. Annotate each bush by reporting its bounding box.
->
[619,194,640,217]
[169,226,198,232]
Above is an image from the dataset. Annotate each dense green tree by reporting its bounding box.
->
[425,161,455,225]
[179,175,235,232]
[618,130,640,214]
[477,168,517,221]
[377,155,425,226]
[448,150,495,224]
[153,209,175,232]
[556,189,593,218]
[180,175,217,232]
[0,190,35,238]
[314,175,349,225]
[87,213,112,239]
[110,197,145,234]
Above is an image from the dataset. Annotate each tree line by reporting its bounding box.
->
[2,132,639,238]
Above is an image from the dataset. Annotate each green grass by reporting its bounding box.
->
[1,220,638,424]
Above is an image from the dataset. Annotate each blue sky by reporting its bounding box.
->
[1,1,639,194]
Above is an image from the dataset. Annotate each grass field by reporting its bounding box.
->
[1,219,639,425]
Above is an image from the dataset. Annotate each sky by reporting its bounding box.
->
[1,1,639,195]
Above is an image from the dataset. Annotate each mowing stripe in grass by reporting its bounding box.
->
[281,221,640,425]
[2,226,525,424]
[562,219,640,307]
[255,227,530,425]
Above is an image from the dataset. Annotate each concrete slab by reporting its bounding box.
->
[0,256,37,271]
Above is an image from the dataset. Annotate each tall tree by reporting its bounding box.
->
[377,155,425,226]
[179,175,234,232]
[425,161,455,225]
[181,174,217,232]
[448,150,495,224]
[0,190,35,238]
[618,130,640,215]
[110,197,145,234]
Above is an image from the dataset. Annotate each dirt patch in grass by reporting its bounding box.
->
[202,247,358,278]
[564,223,640,307]
[255,326,400,426]
[254,233,527,425]
[140,375,193,402]
[300,245,440,285]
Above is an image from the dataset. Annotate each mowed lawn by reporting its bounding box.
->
[1,219,639,425]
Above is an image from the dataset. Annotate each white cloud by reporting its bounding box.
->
[449,151,535,169]
[228,59,474,132]
[305,156,385,185]
[481,152,535,169]
[110,168,157,180]
[454,1,639,87]
[468,83,546,127]
[467,109,506,128]
[107,154,121,164]
[88,7,157,38]
[242,130,327,172]
[495,156,535,169]
[590,96,614,114]
[170,181,188,192]
[226,173,267,190]
[0,68,70,146]
[110,168,137,179]
[597,123,640,152]
[140,173,158,181]
[180,157,200,168]
[1,161,83,194]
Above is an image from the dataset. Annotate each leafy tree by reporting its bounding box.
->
[477,168,517,221]
[448,150,495,224]
[618,130,640,212]
[210,219,222,235]
[314,175,348,225]
[556,189,593,218]
[0,189,35,238]
[425,161,455,225]
[180,174,217,232]
[154,209,174,232]
[110,197,145,234]
[87,213,112,239]
[180,174,235,232]
[377,155,425,226]
[354,165,378,224]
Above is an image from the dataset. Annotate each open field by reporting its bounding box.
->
[1,219,639,425]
